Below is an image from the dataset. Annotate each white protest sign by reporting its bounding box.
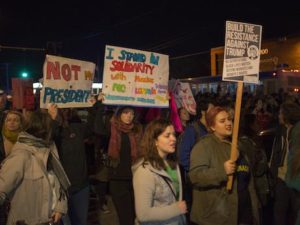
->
[102,45,169,107]
[223,21,262,84]
[40,55,95,108]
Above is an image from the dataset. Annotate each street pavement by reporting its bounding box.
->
[88,194,119,225]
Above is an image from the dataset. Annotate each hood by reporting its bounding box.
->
[132,158,172,179]
[131,158,144,175]
[18,131,51,148]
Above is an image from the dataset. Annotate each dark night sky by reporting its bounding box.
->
[1,1,300,87]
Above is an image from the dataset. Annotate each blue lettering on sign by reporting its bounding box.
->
[106,47,115,60]
[150,53,160,65]
[118,50,146,62]
[106,94,135,101]
[118,50,126,60]
[43,87,91,104]
[137,97,155,104]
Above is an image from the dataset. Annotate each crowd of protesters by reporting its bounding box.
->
[0,86,300,225]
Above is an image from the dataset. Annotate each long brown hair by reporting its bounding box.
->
[139,118,176,170]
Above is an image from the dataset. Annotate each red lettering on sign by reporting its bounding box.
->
[46,61,61,80]
[71,65,81,80]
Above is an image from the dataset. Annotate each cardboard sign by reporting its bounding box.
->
[102,45,169,107]
[172,81,196,115]
[223,21,262,84]
[12,78,35,110]
[40,55,95,108]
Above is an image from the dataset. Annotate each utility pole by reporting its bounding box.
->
[0,44,46,52]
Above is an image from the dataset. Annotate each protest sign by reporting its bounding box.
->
[102,45,169,107]
[223,21,262,84]
[222,21,263,190]
[12,78,35,110]
[171,81,196,115]
[40,55,95,108]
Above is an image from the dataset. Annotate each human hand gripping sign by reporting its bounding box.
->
[47,103,58,120]
[97,92,105,102]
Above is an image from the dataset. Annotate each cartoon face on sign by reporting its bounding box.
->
[247,45,259,60]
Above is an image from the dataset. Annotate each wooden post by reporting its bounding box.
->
[226,81,243,191]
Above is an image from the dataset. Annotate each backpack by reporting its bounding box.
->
[239,136,274,206]
[176,121,202,159]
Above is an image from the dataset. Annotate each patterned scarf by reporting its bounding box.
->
[108,116,141,161]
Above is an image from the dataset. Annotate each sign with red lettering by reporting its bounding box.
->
[40,55,96,108]
[102,45,169,107]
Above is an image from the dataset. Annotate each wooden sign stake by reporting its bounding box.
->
[227,81,243,191]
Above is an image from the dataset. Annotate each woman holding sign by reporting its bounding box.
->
[189,106,260,225]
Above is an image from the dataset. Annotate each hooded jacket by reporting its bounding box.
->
[132,159,186,225]
[0,132,69,225]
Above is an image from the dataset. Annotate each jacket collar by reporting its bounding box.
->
[211,133,232,145]
[133,158,183,201]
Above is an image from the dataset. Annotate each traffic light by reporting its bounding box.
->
[20,70,29,78]
[22,72,28,78]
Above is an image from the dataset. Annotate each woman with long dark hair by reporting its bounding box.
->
[132,118,187,224]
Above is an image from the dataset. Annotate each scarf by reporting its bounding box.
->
[2,126,21,143]
[108,116,140,161]
[18,132,71,196]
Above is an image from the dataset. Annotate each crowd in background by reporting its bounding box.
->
[0,86,300,225]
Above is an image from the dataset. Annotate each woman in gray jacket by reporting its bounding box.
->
[0,110,70,225]
[132,118,187,225]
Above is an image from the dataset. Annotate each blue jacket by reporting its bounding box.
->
[178,121,207,172]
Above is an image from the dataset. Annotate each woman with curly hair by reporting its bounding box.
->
[0,110,24,161]
[0,110,25,225]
